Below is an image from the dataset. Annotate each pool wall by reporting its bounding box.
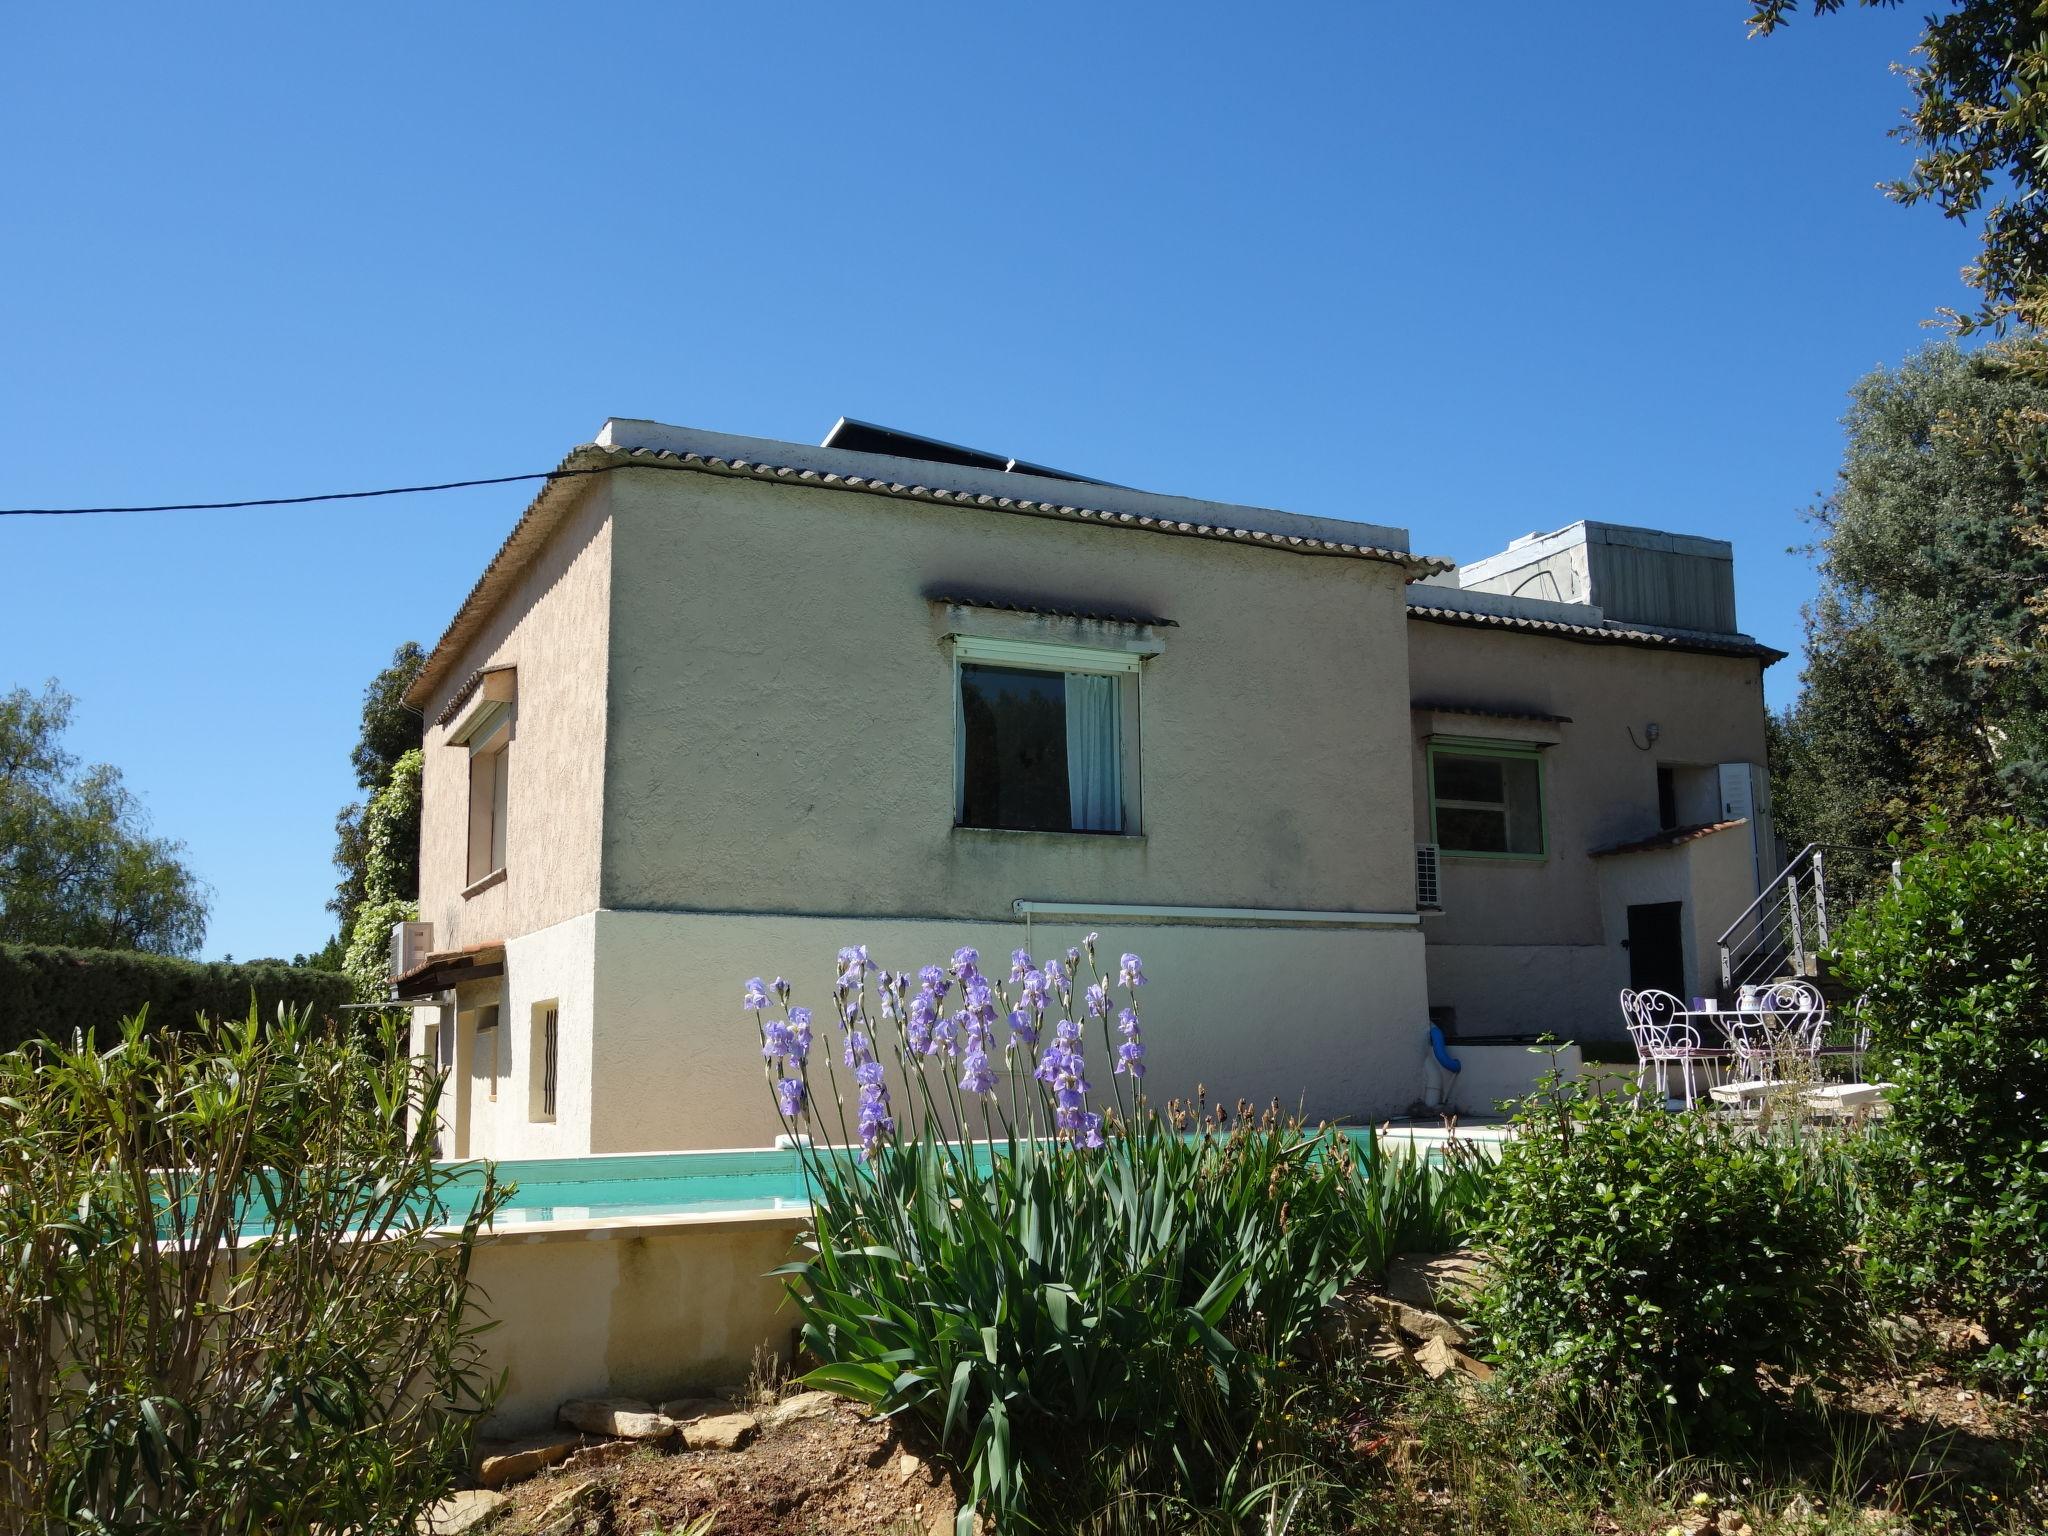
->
[469,1207,804,1435]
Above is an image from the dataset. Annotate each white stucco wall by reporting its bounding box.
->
[586,909,1431,1154]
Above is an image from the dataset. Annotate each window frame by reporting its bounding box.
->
[463,713,511,888]
[1426,738,1548,861]
[950,635,1143,837]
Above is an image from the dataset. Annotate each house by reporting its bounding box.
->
[392,418,1781,1158]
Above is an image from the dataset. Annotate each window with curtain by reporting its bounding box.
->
[1429,744,1545,857]
[958,663,1124,833]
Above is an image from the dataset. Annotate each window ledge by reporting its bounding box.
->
[951,825,1145,845]
[462,867,508,900]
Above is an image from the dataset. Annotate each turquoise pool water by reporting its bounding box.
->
[457,1129,1480,1227]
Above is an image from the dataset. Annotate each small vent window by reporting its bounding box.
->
[530,1002,559,1122]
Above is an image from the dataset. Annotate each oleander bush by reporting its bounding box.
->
[1467,1067,1862,1456]
[743,938,1489,1535]
[0,1003,502,1534]
[1832,818,2048,1400]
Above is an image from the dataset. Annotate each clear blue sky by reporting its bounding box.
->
[0,3,1975,962]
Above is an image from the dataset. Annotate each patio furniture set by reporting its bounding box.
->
[1619,981,1880,1113]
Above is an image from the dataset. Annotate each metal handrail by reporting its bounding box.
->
[1717,842,1885,990]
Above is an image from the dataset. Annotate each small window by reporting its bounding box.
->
[474,1005,500,1101]
[466,719,510,886]
[530,1002,559,1122]
[957,661,1127,833]
[1430,744,1544,857]
[1657,765,1677,831]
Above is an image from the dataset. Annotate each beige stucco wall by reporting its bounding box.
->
[597,469,1419,920]
[469,1210,805,1435]
[1591,822,1758,1010]
[1406,619,1772,1041]
[587,909,1430,1154]
[416,481,614,951]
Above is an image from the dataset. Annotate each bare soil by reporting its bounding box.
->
[493,1396,964,1536]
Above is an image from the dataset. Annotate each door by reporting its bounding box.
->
[1627,901,1687,997]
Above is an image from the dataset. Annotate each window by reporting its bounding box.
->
[530,1002,559,1122]
[1429,743,1545,857]
[954,644,1134,834]
[449,670,515,891]
[474,1005,500,1101]
[1657,765,1677,831]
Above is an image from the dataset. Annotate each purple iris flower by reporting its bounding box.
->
[1084,982,1109,1019]
[1020,968,1048,1006]
[959,1049,997,1096]
[843,1030,872,1070]
[1009,949,1035,981]
[742,978,769,1011]
[1054,1018,1081,1043]
[1076,1111,1105,1149]
[761,1020,795,1062]
[776,1077,806,1117]
[1006,1007,1039,1048]
[1116,1039,1146,1077]
[1118,953,1147,989]
[790,1012,814,1061]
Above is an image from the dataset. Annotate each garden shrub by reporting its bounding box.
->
[744,939,1486,1535]
[0,942,352,1052]
[1469,1069,1860,1453]
[0,1003,502,1533]
[1831,818,2048,1400]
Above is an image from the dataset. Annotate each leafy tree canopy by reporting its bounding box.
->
[1749,1,2048,333]
[1774,344,2048,850]
[328,642,424,935]
[0,682,208,955]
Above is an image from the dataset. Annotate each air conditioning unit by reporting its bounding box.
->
[1415,844,1443,912]
[389,921,433,981]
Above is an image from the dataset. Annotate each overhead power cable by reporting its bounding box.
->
[0,465,629,518]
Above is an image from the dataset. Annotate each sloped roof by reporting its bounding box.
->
[1406,602,1787,663]
[1590,820,1748,858]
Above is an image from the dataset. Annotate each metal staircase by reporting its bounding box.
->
[1717,843,1892,996]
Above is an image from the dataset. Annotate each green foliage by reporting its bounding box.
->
[345,896,418,1004]
[0,1003,502,1532]
[329,643,424,941]
[786,1118,1485,1534]
[0,942,351,1054]
[1748,1,2048,334]
[1469,1071,1862,1453]
[1831,818,2048,1399]
[0,682,208,956]
[1770,345,2048,851]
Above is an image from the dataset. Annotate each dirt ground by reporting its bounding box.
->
[493,1396,963,1536]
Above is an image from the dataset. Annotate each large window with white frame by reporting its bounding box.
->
[448,670,515,890]
[953,638,1139,835]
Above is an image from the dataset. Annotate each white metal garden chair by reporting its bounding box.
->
[1621,988,1713,1109]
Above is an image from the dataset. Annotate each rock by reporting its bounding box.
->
[1385,1299,1471,1349]
[1383,1252,1484,1317]
[563,1439,640,1474]
[681,1412,759,1451]
[656,1396,732,1423]
[533,1478,604,1534]
[557,1397,677,1440]
[475,1432,583,1489]
[1873,1313,1926,1350]
[897,1451,925,1484]
[758,1389,842,1428]
[1414,1336,1457,1379]
[419,1489,510,1534]
[1716,1509,1746,1536]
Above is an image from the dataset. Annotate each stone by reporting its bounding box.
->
[533,1477,604,1534]
[758,1389,842,1428]
[682,1411,759,1451]
[563,1439,640,1474]
[419,1489,510,1534]
[475,1432,583,1489]
[1414,1336,1457,1380]
[897,1451,925,1483]
[1715,1510,1746,1536]
[656,1396,732,1423]
[557,1397,677,1440]
[1383,1252,1484,1317]
[1379,1298,1471,1349]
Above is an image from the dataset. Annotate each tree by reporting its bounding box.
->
[1747,1,2048,333]
[1772,344,2048,850]
[329,642,424,942]
[343,747,422,1001]
[0,682,209,955]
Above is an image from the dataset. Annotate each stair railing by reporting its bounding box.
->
[1717,843,1885,994]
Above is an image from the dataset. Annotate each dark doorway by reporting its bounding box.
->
[1627,901,1686,996]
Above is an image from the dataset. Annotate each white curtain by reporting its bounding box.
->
[1064,672,1122,832]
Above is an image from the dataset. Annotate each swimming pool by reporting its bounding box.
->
[454,1125,1503,1228]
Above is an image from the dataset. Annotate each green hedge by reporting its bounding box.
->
[0,944,356,1054]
